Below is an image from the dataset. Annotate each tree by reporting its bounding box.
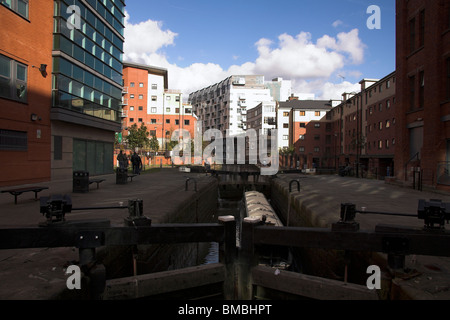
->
[149,133,159,152]
[126,123,150,152]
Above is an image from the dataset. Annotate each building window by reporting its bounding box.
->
[283,123,289,129]
[166,107,170,112]
[0,129,27,151]
[138,118,143,123]
[386,100,391,109]
[283,135,288,141]
[299,147,305,153]
[130,94,135,99]
[166,119,170,124]
[386,120,391,128]
[378,140,383,149]
[386,80,391,89]
[0,54,27,102]
[150,130,156,136]
[138,106,143,111]
[151,84,157,90]
[379,103,383,111]
[1,0,28,19]
[410,17,416,53]
[419,71,425,109]
[151,107,157,113]
[315,111,321,117]
[130,82,135,87]
[385,139,390,149]
[299,135,305,140]
[314,123,320,128]
[379,122,383,130]
[151,96,157,101]
[409,75,416,111]
[314,147,320,153]
[166,96,171,101]
[139,82,144,88]
[300,123,306,128]
[283,112,289,117]
[184,120,190,126]
[151,119,156,124]
[300,111,306,116]
[175,119,179,125]
[129,118,134,122]
[129,106,134,111]
[138,94,143,100]
[419,10,425,47]
[175,108,180,114]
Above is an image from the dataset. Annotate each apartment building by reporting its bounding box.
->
[189,75,274,137]
[362,72,396,177]
[395,0,450,190]
[121,62,197,153]
[51,0,126,179]
[0,1,53,186]
[278,100,334,168]
[325,73,396,178]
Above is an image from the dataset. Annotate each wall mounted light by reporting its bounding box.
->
[31,113,38,121]
[32,64,48,78]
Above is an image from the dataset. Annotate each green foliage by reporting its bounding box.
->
[149,134,159,152]
[126,123,150,151]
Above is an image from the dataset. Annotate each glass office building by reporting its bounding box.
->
[51,0,125,177]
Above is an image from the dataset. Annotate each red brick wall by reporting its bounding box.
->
[0,2,53,186]
[395,0,450,187]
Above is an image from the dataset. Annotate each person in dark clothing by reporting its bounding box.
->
[131,152,142,174]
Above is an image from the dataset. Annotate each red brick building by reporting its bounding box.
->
[0,1,53,186]
[120,62,197,165]
[395,0,450,189]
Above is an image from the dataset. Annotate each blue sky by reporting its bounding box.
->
[123,0,396,99]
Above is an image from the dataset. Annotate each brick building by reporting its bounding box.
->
[121,62,197,164]
[0,1,53,186]
[277,100,334,169]
[319,73,396,178]
[395,0,450,189]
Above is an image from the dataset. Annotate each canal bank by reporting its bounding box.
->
[270,174,450,300]
[0,168,218,299]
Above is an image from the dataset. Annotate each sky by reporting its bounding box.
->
[123,0,396,101]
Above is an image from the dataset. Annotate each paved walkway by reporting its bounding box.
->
[276,174,450,299]
[0,168,215,299]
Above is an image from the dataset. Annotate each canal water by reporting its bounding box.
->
[201,195,243,265]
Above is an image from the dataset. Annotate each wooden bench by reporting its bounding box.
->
[1,186,49,204]
[128,174,138,182]
[89,179,106,189]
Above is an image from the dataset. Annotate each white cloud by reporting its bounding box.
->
[123,12,177,58]
[123,13,366,100]
[332,20,344,28]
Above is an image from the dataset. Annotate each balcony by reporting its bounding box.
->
[121,98,128,106]
[122,87,128,95]
[120,110,128,118]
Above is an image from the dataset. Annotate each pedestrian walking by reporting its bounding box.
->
[131,152,142,174]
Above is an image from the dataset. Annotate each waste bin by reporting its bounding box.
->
[73,171,89,193]
[116,167,128,185]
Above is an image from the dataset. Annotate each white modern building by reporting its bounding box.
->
[189,75,274,136]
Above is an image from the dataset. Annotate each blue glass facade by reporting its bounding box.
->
[52,0,125,123]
